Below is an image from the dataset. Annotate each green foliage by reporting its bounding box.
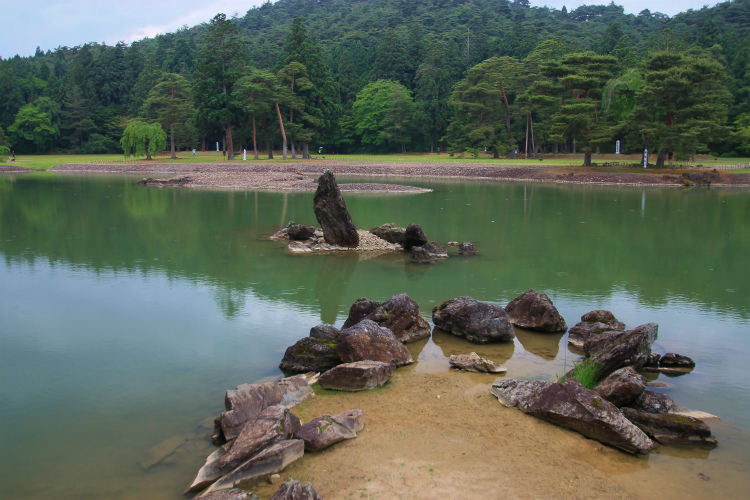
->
[120,120,167,160]
[558,360,602,389]
[143,73,195,158]
[0,145,10,159]
[353,80,413,149]
[7,102,59,153]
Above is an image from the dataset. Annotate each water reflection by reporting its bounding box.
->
[514,328,564,360]
[430,328,516,364]
[315,253,359,324]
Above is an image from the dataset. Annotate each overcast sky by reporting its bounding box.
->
[1,0,719,59]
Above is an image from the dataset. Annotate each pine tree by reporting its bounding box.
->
[142,73,194,158]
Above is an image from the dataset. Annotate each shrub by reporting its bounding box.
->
[558,359,601,389]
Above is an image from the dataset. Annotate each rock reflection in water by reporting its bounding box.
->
[427,328,515,365]
[514,327,565,361]
[315,253,359,324]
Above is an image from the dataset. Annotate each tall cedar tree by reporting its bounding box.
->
[193,13,245,160]
[373,29,412,88]
[233,68,278,160]
[278,18,341,157]
[142,73,195,158]
[626,51,732,166]
[529,52,616,166]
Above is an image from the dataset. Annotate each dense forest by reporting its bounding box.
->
[0,0,748,165]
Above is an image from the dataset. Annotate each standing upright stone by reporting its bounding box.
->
[313,170,359,247]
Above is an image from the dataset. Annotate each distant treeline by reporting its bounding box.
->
[0,0,748,164]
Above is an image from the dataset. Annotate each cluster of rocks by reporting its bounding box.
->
[492,308,714,455]
[185,374,360,498]
[270,170,478,261]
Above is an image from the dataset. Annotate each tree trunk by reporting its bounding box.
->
[252,114,259,159]
[290,139,296,158]
[275,102,287,160]
[145,138,152,160]
[572,139,576,154]
[583,150,592,167]
[529,112,536,159]
[303,141,310,159]
[263,121,273,159]
[492,145,499,159]
[226,125,234,160]
[170,123,176,159]
[525,112,530,159]
[656,147,668,168]
[430,139,434,153]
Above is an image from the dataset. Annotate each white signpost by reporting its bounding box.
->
[616,140,620,155]
[243,149,246,160]
[643,149,648,168]
[216,142,219,152]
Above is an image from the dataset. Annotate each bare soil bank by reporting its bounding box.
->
[46,161,750,189]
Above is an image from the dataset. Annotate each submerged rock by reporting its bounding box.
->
[622,408,717,446]
[432,296,515,343]
[313,170,359,247]
[505,289,567,332]
[318,360,394,391]
[293,409,365,452]
[458,242,478,256]
[410,245,438,264]
[336,319,414,367]
[449,352,506,373]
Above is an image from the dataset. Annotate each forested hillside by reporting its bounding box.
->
[0,0,748,163]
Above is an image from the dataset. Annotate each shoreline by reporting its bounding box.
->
[5,160,745,189]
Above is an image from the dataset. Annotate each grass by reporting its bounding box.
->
[558,360,601,390]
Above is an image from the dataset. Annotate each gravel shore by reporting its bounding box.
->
[22,160,749,189]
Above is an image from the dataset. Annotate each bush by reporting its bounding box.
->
[83,133,121,154]
[0,145,10,160]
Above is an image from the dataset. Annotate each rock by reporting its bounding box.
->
[422,241,447,258]
[659,353,696,368]
[630,389,674,414]
[568,310,625,349]
[369,223,405,245]
[318,360,394,391]
[622,408,717,446]
[313,170,359,248]
[288,241,313,253]
[220,375,313,442]
[583,323,658,380]
[581,310,626,329]
[293,409,365,452]
[218,406,301,471]
[269,479,324,500]
[513,379,654,454]
[279,337,341,373]
[491,379,554,408]
[287,224,317,241]
[186,442,234,493]
[342,293,431,343]
[594,367,646,407]
[458,242,478,256]
[644,352,661,367]
[309,324,340,340]
[410,246,438,264]
[447,241,459,246]
[403,223,428,251]
[140,436,185,470]
[269,474,283,485]
[201,440,305,495]
[505,289,567,332]
[336,319,414,367]
[199,489,259,500]
[432,296,515,344]
[449,352,506,373]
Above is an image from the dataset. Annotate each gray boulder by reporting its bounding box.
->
[186,442,234,493]
[279,337,341,373]
[410,246,439,264]
[594,366,646,407]
[583,323,658,380]
[201,440,305,495]
[287,224,317,241]
[581,310,626,329]
[293,408,365,452]
[422,242,447,258]
[313,170,359,247]
[269,479,324,500]
[403,223,428,251]
[660,353,695,368]
[336,319,414,367]
[449,352,506,373]
[309,324,340,340]
[342,294,431,343]
[505,289,567,332]
[568,310,625,349]
[630,389,675,414]
[200,489,259,500]
[491,379,554,407]
[458,242,478,256]
[622,408,717,446]
[219,375,313,441]
[432,296,515,343]
[369,223,405,245]
[318,360,394,391]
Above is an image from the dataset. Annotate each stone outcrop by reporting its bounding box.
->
[432,296,515,343]
[410,246,438,264]
[491,379,553,408]
[342,294,431,343]
[594,366,646,407]
[449,352,506,373]
[309,324,340,340]
[622,408,717,446]
[219,375,313,442]
[629,389,674,414]
[403,223,428,251]
[659,353,695,368]
[492,378,653,454]
[458,242,478,256]
[369,223,405,245]
[200,489,259,500]
[336,319,414,367]
[313,170,359,247]
[293,409,365,452]
[269,479,324,500]
[568,309,626,349]
[287,224,317,241]
[201,440,305,495]
[318,360,395,391]
[421,242,447,258]
[279,337,341,373]
[583,323,658,380]
[505,289,567,332]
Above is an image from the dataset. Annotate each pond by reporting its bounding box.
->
[0,173,748,499]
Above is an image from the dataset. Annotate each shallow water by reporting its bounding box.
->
[0,173,748,499]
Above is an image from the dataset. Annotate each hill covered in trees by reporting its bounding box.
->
[0,0,748,163]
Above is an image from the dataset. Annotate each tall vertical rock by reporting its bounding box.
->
[313,170,359,247]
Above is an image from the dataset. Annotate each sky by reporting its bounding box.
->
[1,0,720,59]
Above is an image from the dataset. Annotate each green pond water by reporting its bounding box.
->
[0,173,748,499]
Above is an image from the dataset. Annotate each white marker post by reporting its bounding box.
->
[643,149,648,168]
[216,142,219,152]
[616,140,620,155]
[243,149,246,160]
